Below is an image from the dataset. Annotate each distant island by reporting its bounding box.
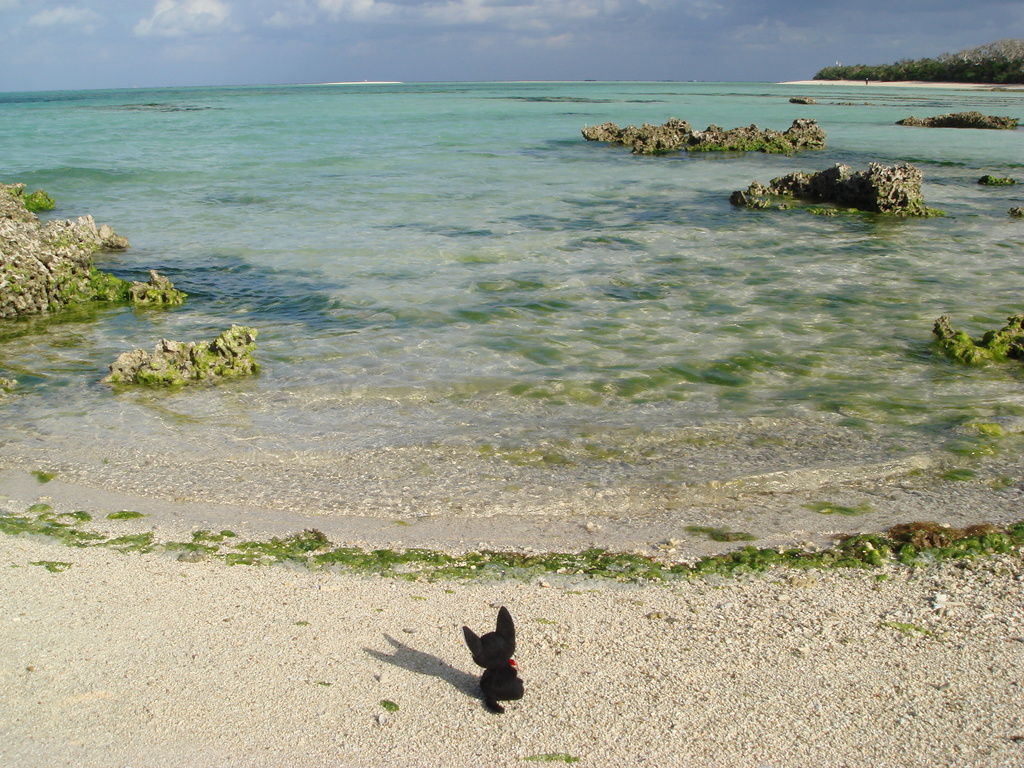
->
[814,39,1024,85]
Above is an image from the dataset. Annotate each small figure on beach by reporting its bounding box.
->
[462,606,524,713]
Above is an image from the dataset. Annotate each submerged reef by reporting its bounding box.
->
[933,314,1024,365]
[103,325,259,386]
[1,182,183,318]
[581,117,825,154]
[730,162,941,216]
[896,111,1020,130]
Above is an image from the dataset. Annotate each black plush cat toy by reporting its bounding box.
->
[462,606,524,713]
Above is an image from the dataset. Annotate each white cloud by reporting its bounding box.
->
[264,0,317,27]
[316,0,395,20]
[421,0,619,26]
[28,6,102,29]
[134,0,232,37]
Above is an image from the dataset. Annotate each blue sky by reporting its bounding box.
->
[1,0,1022,91]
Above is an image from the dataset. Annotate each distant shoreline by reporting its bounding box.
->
[781,78,1024,91]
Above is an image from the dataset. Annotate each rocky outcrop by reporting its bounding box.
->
[978,175,1017,185]
[789,97,817,105]
[582,118,825,154]
[5,184,55,213]
[129,270,187,306]
[730,162,942,216]
[896,111,1020,129]
[1,183,183,318]
[933,314,1024,365]
[103,325,260,386]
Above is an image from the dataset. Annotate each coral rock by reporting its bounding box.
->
[731,162,941,216]
[583,117,825,154]
[896,111,1019,129]
[933,314,1024,365]
[103,325,260,386]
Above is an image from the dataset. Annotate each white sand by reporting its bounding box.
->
[780,79,1024,91]
[2,533,1022,767]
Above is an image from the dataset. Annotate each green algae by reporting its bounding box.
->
[30,560,72,572]
[978,175,1016,186]
[933,314,1024,365]
[106,510,146,520]
[881,621,938,638]
[524,755,580,764]
[804,501,874,516]
[380,700,400,712]
[684,525,757,542]
[1,507,1022,583]
[21,189,56,212]
[104,325,259,387]
[942,468,978,482]
[31,470,57,484]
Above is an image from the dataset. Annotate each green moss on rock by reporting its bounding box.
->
[21,189,56,212]
[933,314,1024,364]
[128,269,187,306]
[978,174,1017,186]
[103,325,260,386]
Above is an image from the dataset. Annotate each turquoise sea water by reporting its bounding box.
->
[1,82,1023,535]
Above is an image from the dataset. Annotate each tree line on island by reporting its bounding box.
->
[814,39,1024,84]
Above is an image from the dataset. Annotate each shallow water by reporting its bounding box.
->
[1,81,1023,544]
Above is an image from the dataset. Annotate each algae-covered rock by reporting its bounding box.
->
[730,162,942,216]
[896,111,1020,130]
[129,269,187,306]
[978,175,1017,186]
[1,183,138,318]
[1010,206,1024,217]
[582,117,825,155]
[103,325,259,386]
[2,183,55,213]
[933,314,1024,365]
[789,97,817,105]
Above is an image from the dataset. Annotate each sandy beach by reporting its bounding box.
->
[1,530,1022,767]
[781,79,1024,91]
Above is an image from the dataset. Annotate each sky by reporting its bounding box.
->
[1,0,1022,92]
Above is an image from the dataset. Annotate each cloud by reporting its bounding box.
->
[27,6,102,29]
[263,0,318,27]
[315,0,395,20]
[134,0,232,37]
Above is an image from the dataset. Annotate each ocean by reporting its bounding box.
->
[1,81,1022,549]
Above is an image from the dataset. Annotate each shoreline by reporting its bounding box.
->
[1,532,1021,766]
[780,79,1024,91]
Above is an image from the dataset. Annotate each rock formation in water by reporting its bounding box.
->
[978,175,1017,186]
[896,111,1020,129]
[103,325,260,386]
[789,97,817,105]
[1,182,185,318]
[582,118,825,154]
[933,314,1024,365]
[729,162,942,216]
[1010,206,1024,217]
